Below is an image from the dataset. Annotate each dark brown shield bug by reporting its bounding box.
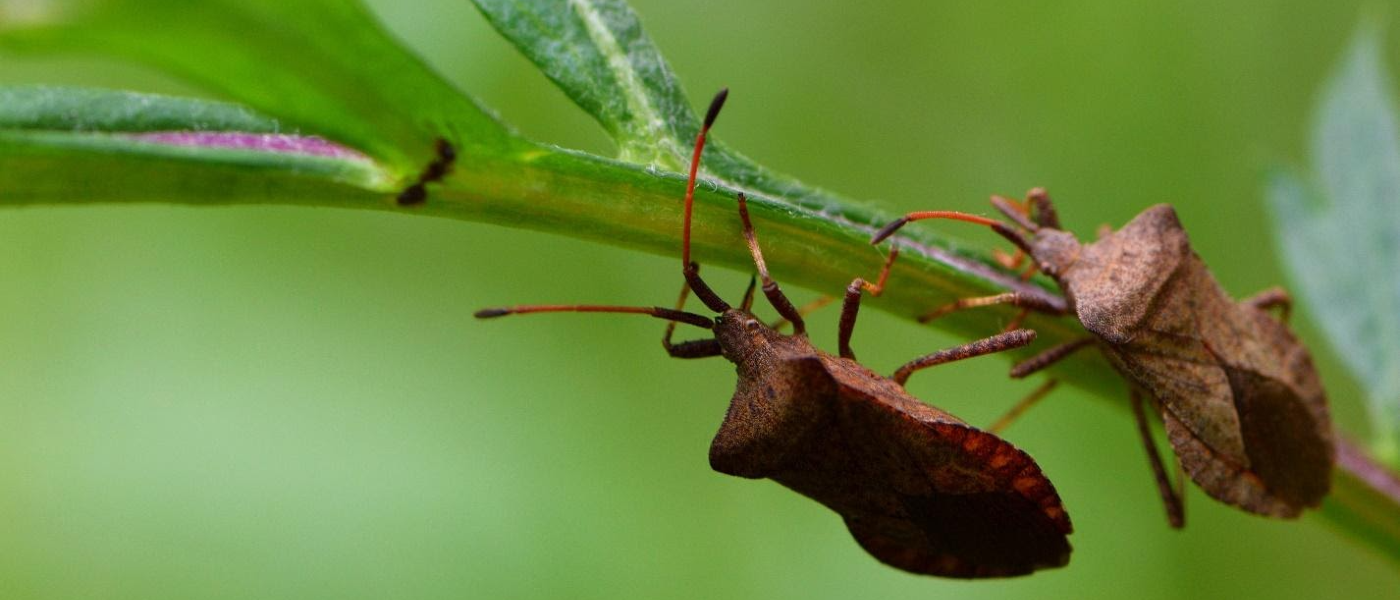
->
[477,91,1073,577]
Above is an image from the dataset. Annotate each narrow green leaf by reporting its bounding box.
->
[0,85,280,133]
[2,131,389,206]
[470,0,695,166]
[1,86,392,198]
[0,0,518,174]
[1266,25,1400,462]
[468,0,889,223]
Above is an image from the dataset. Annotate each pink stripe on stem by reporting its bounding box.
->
[127,131,369,161]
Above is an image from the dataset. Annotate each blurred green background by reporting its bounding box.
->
[1,1,1397,598]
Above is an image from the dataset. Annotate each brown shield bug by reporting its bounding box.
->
[476,91,1073,577]
[871,189,1335,525]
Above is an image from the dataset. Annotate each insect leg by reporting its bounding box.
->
[664,337,724,359]
[739,275,758,312]
[1174,453,1187,517]
[987,379,1060,434]
[662,273,695,346]
[662,274,725,359]
[1006,190,1047,282]
[736,193,806,334]
[1009,337,1095,378]
[1242,286,1293,323]
[837,247,900,359]
[919,291,1066,325]
[771,296,836,332]
[892,329,1037,385]
[1025,187,1061,230]
[395,138,457,206]
[993,247,1026,270]
[988,194,1038,231]
[1132,389,1186,528]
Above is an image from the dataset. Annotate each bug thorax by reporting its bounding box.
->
[1029,228,1083,281]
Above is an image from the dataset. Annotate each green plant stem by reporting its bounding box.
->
[1324,438,1400,560]
[431,147,1099,373]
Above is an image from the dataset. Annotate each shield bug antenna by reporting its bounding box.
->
[477,90,1074,577]
[871,188,1335,525]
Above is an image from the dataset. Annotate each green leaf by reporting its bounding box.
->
[0,0,518,175]
[0,85,280,133]
[1266,25,1400,462]
[468,0,880,219]
[470,0,696,166]
[1,86,391,200]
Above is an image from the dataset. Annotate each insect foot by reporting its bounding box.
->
[396,138,457,206]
